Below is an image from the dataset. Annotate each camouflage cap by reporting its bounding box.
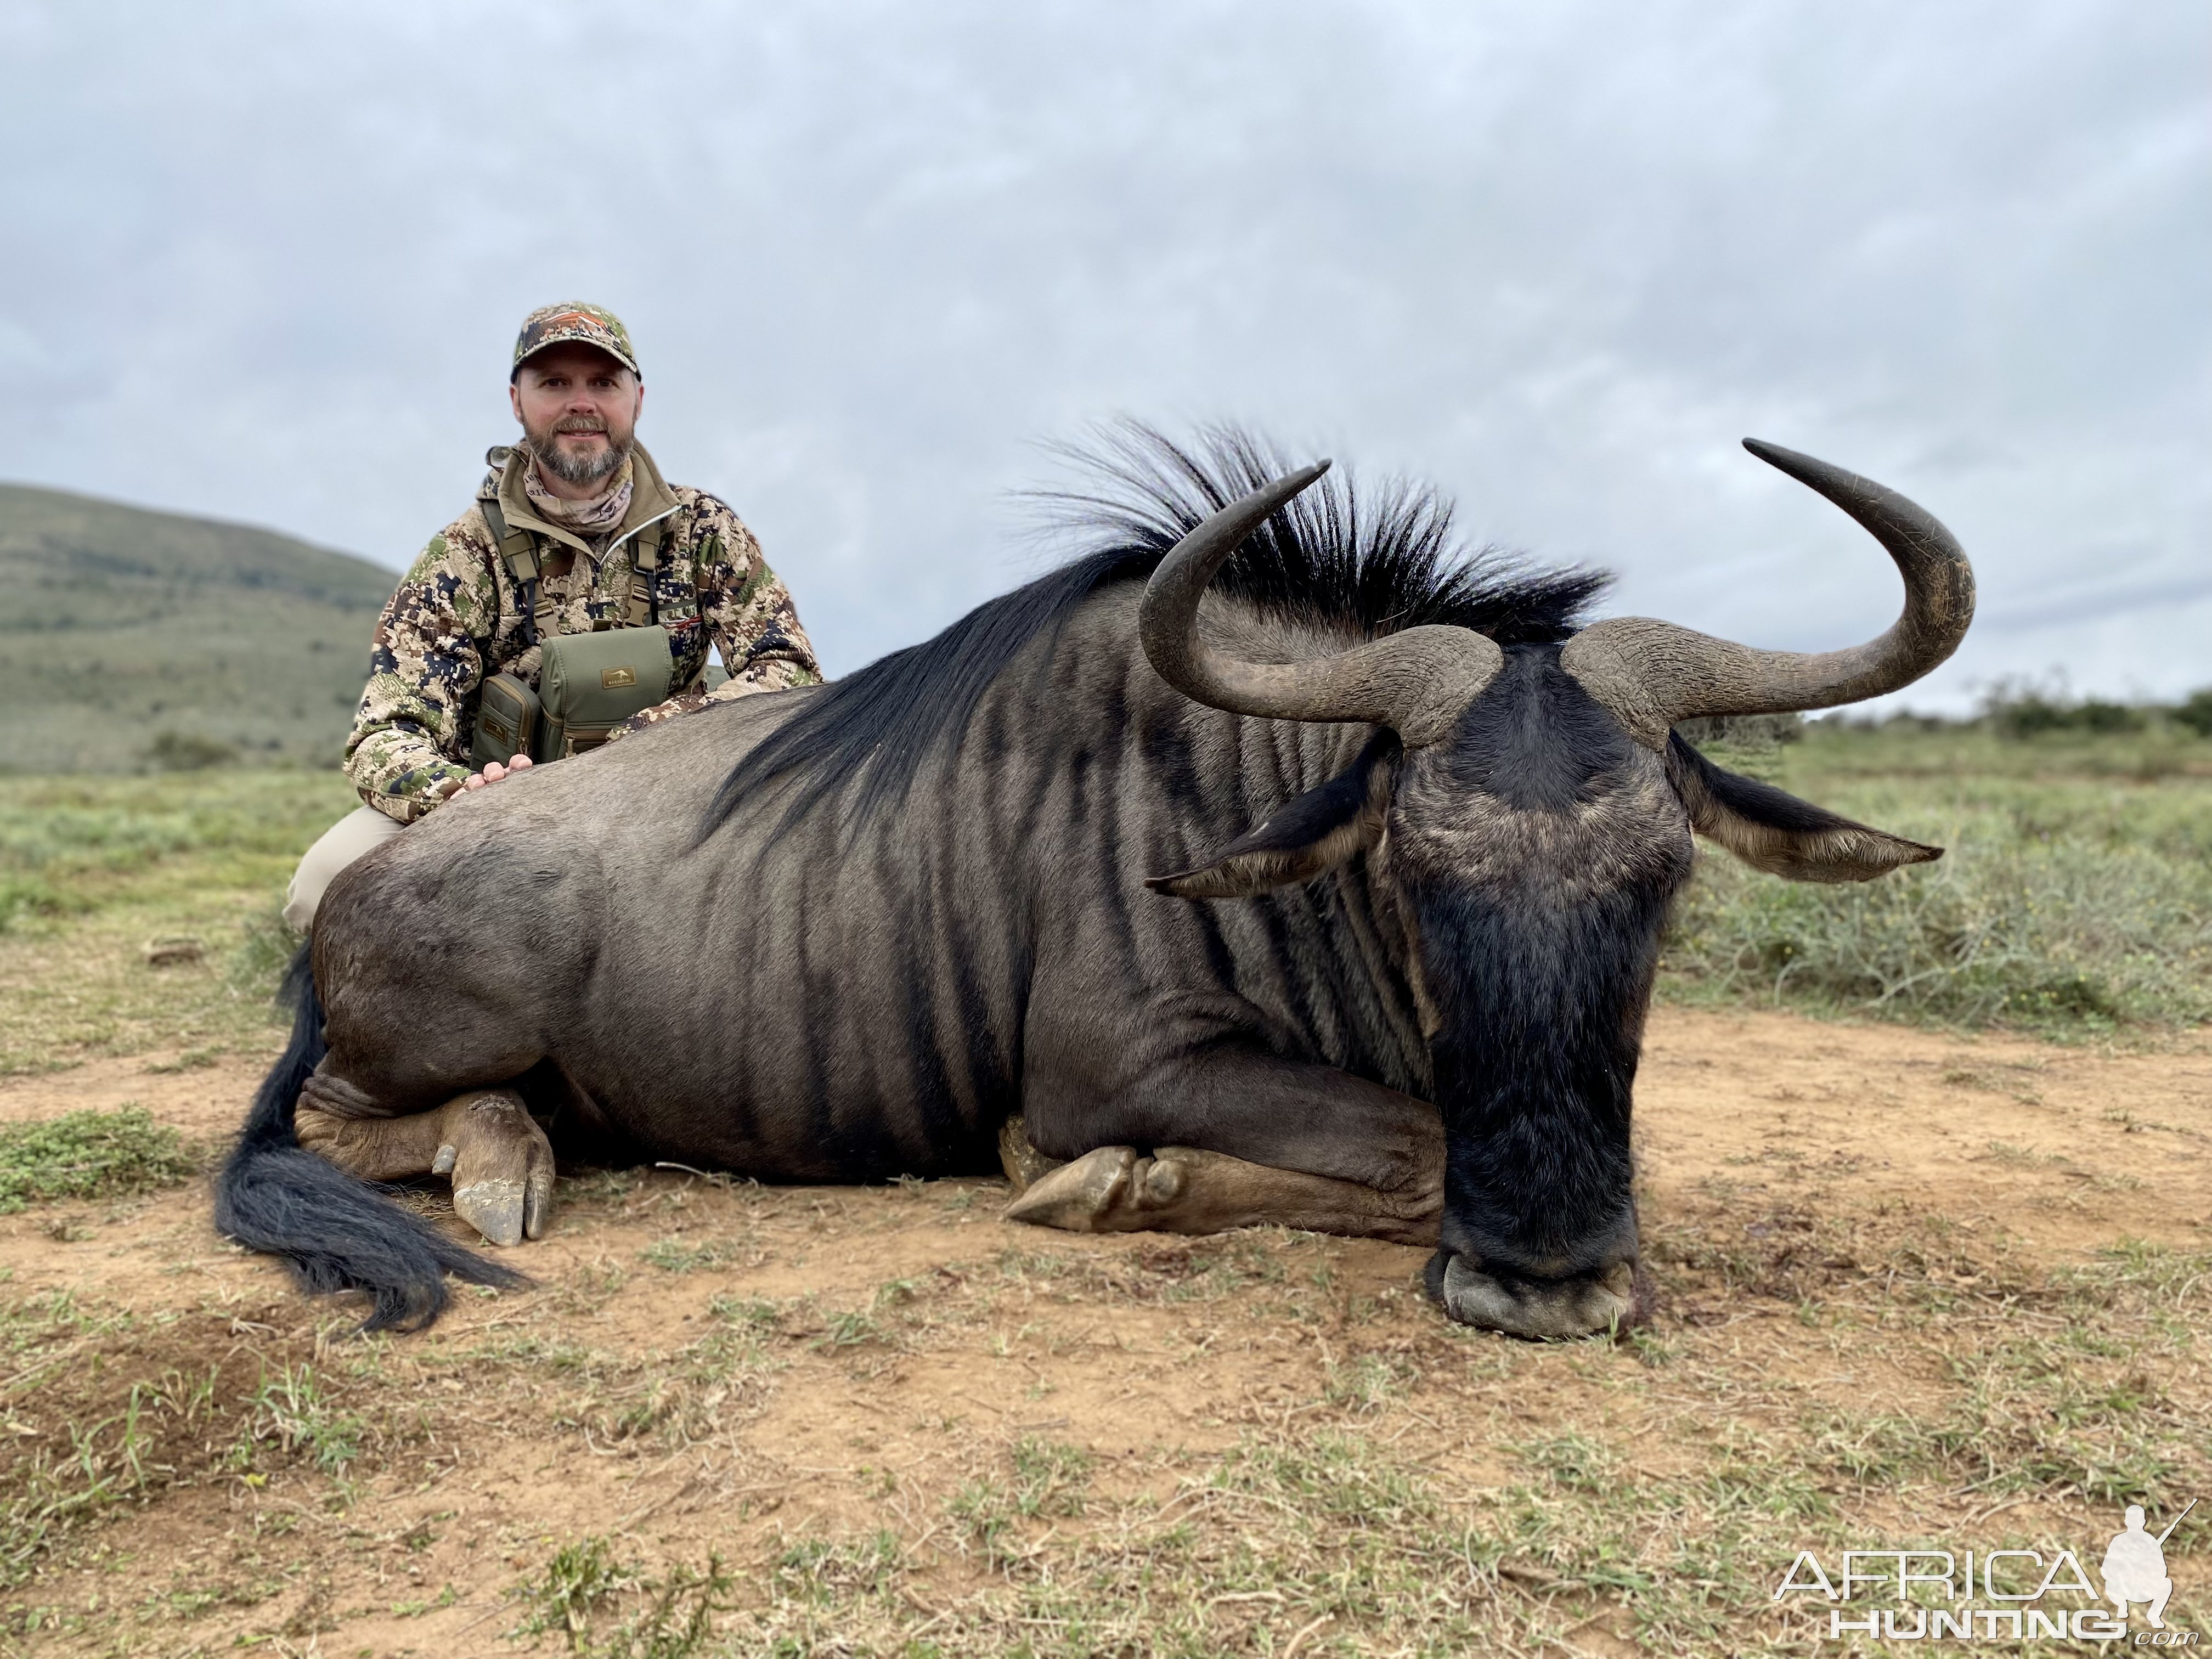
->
[511,302,640,380]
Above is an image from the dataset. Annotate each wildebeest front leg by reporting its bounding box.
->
[296,1087,554,1246]
[1006,1142,1440,1246]
[1012,1047,1444,1245]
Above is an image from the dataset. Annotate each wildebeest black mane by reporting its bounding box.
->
[703,423,1610,837]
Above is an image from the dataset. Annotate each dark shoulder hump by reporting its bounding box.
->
[699,421,1609,839]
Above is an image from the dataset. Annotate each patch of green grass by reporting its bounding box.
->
[389,1583,458,1618]
[2,1401,160,1590]
[226,904,297,994]
[1,1353,226,1592]
[1212,1429,1434,1523]
[814,1307,883,1350]
[947,1476,1022,1567]
[0,769,356,1073]
[0,1105,201,1213]
[512,1535,639,1650]
[706,1293,785,1332]
[512,1537,738,1657]
[638,1235,747,1274]
[1011,1436,1093,1518]
[140,1045,224,1074]
[943,1435,1089,1569]
[234,1364,367,1485]
[1322,1352,1410,1411]
[1512,1430,1619,1494]
[1661,720,2212,1037]
[0,873,87,934]
[590,1555,737,1658]
[773,1531,905,1607]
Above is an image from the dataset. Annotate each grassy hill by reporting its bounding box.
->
[0,482,396,772]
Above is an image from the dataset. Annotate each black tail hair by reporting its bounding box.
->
[213,943,524,1332]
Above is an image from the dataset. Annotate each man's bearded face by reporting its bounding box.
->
[510,343,642,491]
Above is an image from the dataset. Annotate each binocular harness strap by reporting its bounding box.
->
[481,494,554,650]
[624,515,665,629]
[483,491,679,649]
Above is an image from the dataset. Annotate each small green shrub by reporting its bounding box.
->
[592,1555,736,1658]
[513,1536,638,1649]
[226,905,298,996]
[512,1537,736,1657]
[144,731,240,772]
[0,875,82,935]
[1011,1436,1093,1517]
[1979,681,2151,740]
[0,1108,201,1214]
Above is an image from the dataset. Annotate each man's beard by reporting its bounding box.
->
[529,419,630,488]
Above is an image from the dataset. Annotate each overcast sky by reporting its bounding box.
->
[4,1,2205,708]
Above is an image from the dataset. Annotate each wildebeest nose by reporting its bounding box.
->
[1438,1203,1640,1284]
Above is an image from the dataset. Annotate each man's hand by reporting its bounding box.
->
[465,755,534,791]
[437,754,535,799]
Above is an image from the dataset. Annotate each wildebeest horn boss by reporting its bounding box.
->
[218,426,1972,1337]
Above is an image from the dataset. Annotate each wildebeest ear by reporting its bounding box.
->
[1666,731,1940,883]
[1147,733,1398,899]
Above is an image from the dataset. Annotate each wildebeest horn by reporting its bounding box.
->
[1559,439,1975,748]
[1138,462,1505,746]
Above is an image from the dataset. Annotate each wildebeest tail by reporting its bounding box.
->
[215,941,524,1331]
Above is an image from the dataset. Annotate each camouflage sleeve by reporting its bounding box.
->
[342,518,499,822]
[613,494,821,739]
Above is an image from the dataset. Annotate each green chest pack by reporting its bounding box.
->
[467,484,687,769]
[472,627,676,767]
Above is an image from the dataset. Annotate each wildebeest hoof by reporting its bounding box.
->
[439,1091,554,1246]
[1003,1146,1137,1231]
[1424,1250,1639,1340]
[1001,1147,1204,1232]
[454,1177,530,1247]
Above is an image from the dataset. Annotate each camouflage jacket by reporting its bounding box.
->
[346,443,820,822]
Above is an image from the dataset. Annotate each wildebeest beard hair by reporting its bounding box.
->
[702,421,1611,839]
[1418,875,1668,1274]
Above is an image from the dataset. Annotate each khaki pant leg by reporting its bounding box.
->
[283,805,404,933]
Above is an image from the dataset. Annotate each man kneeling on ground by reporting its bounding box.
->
[284,301,820,929]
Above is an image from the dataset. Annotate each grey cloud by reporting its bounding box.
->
[1,0,2204,708]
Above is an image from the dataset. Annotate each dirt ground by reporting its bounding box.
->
[3,1007,2207,1657]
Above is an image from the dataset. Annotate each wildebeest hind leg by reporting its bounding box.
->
[297,1088,555,1247]
[1005,1143,1439,1247]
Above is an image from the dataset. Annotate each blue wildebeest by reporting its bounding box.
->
[217,429,1972,1338]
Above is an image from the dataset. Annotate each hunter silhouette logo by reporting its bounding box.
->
[2104,1500,2194,1630]
[1775,1498,2199,1642]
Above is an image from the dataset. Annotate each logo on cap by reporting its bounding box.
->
[512,301,639,378]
